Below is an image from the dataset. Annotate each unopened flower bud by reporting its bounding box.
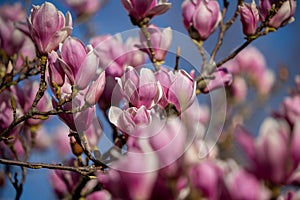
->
[27,2,72,54]
[239,1,259,35]
[182,0,221,41]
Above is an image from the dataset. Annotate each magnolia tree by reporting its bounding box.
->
[0,0,299,199]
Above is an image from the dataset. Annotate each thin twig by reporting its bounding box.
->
[0,102,89,140]
[139,25,160,70]
[193,40,207,70]
[216,39,252,67]
[210,0,241,64]
[0,158,102,176]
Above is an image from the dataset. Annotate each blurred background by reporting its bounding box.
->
[0,0,299,199]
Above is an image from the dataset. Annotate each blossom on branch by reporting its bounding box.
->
[121,0,171,26]
[27,2,73,54]
[182,0,221,41]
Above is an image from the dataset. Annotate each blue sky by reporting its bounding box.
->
[1,0,300,199]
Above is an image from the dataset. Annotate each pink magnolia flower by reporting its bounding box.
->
[259,0,296,28]
[91,35,145,109]
[182,0,221,41]
[98,148,158,200]
[85,117,103,147]
[48,51,65,87]
[27,2,72,54]
[0,3,26,56]
[257,69,275,96]
[109,106,150,134]
[236,117,300,184]
[53,124,71,156]
[239,1,259,35]
[224,168,271,200]
[64,0,102,17]
[138,24,172,63]
[124,37,146,68]
[121,0,171,25]
[128,117,187,170]
[49,159,81,199]
[188,159,223,200]
[86,191,111,200]
[117,66,162,109]
[155,68,196,112]
[59,37,99,90]
[201,68,233,94]
[229,76,248,104]
[97,75,123,110]
[54,94,95,132]
[30,127,52,150]
[0,3,36,69]
[223,46,275,96]
[281,95,300,124]
[0,98,12,132]
[12,80,51,125]
[84,71,106,106]
[91,35,128,77]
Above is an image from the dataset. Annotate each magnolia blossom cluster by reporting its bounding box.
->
[182,0,296,40]
[222,46,275,103]
[239,0,296,35]
[0,0,299,200]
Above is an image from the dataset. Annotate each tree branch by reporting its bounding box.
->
[0,158,103,176]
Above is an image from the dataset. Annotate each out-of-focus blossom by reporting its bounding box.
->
[182,0,221,41]
[31,127,53,150]
[28,2,72,54]
[99,148,158,200]
[109,106,150,134]
[167,69,196,112]
[91,35,127,77]
[86,190,111,200]
[49,159,81,199]
[12,80,51,125]
[155,68,196,112]
[236,117,300,184]
[117,66,162,109]
[91,35,145,110]
[54,94,95,132]
[128,117,187,170]
[85,117,103,147]
[121,0,171,25]
[281,95,300,124]
[0,90,19,132]
[48,51,65,87]
[53,124,71,156]
[0,3,36,69]
[0,136,25,159]
[229,76,248,104]
[124,37,146,68]
[138,25,172,63]
[223,46,274,96]
[85,71,106,105]
[224,168,271,200]
[200,68,233,94]
[239,1,259,35]
[257,69,275,96]
[59,37,99,90]
[189,159,223,200]
[97,75,122,110]
[259,0,296,28]
[65,0,102,17]
[0,3,26,56]
[0,3,26,21]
